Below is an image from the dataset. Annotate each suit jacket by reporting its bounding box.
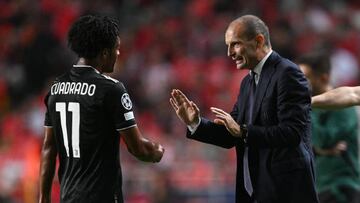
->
[187,52,319,203]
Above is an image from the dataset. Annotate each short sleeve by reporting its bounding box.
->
[44,92,53,127]
[105,82,137,131]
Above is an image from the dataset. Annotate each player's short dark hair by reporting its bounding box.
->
[296,52,331,75]
[240,15,271,47]
[68,15,120,59]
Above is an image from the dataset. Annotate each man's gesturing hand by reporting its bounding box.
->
[170,89,200,127]
[210,107,241,137]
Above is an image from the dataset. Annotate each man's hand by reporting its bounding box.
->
[210,107,241,137]
[330,141,347,156]
[153,142,165,163]
[170,89,200,126]
[314,141,347,156]
[121,127,165,163]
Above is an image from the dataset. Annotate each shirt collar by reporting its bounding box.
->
[250,50,273,84]
[73,65,100,74]
[251,50,273,75]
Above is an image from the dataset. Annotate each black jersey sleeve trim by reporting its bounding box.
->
[44,125,53,128]
[116,124,137,131]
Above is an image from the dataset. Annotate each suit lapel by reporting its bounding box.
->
[238,76,251,123]
[251,52,280,123]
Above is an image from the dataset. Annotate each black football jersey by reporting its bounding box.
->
[44,65,136,203]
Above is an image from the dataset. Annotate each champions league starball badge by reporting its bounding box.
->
[121,93,132,110]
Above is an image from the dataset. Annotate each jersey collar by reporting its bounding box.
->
[73,65,100,74]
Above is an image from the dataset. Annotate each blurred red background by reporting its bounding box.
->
[1,0,360,202]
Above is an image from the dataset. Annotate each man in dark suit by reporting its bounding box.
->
[170,15,319,203]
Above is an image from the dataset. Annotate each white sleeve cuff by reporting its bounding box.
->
[187,117,201,135]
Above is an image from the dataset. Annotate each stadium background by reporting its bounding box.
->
[1,0,360,202]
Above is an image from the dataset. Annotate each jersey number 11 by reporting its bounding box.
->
[56,102,80,158]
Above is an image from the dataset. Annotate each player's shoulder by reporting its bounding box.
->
[47,72,68,93]
[97,74,124,87]
[97,73,119,83]
[94,74,128,95]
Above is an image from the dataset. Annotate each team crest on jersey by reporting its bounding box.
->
[121,93,132,110]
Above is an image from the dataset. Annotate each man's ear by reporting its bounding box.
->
[255,34,265,48]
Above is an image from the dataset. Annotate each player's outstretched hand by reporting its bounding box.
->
[170,89,200,126]
[210,107,241,137]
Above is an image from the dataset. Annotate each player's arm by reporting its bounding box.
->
[120,126,164,163]
[312,86,360,109]
[39,127,57,203]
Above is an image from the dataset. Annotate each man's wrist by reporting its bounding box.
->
[189,117,201,129]
[240,124,248,142]
[188,117,201,134]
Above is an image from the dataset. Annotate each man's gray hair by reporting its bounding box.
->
[236,15,271,47]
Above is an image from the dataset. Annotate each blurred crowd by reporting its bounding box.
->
[1,0,360,202]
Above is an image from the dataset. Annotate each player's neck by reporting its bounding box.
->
[77,58,104,73]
